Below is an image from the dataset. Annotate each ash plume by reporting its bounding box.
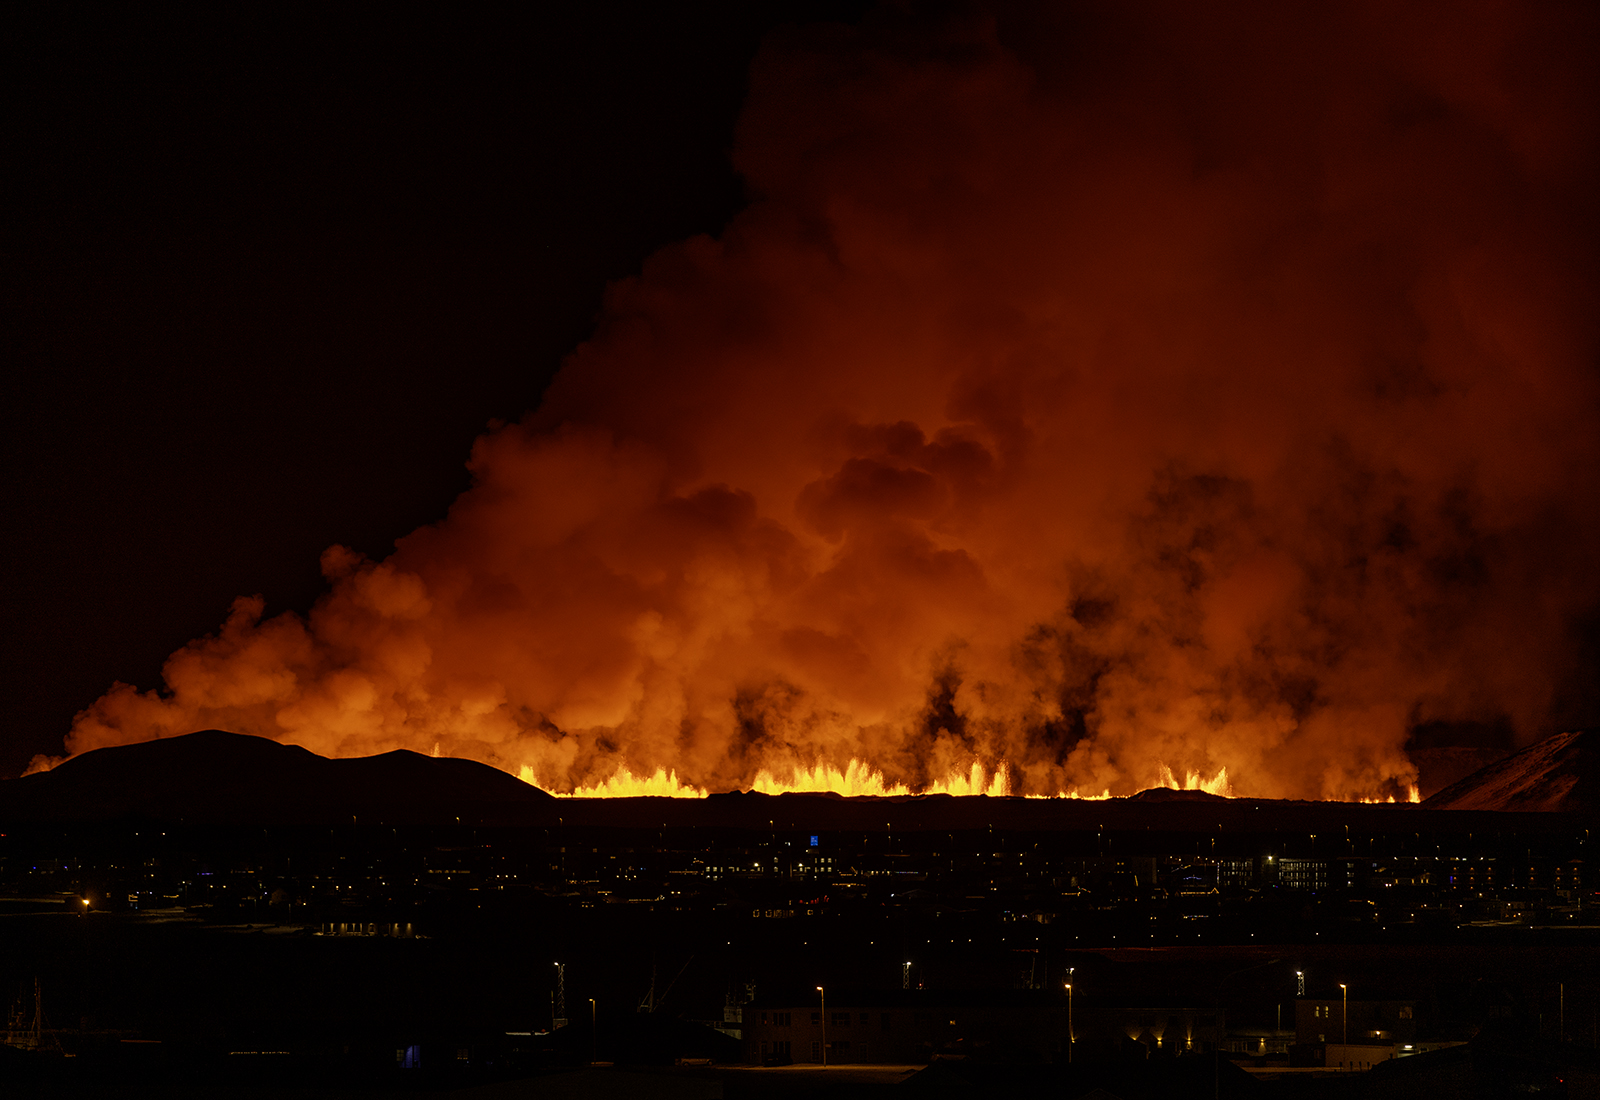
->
[62,2,1600,798]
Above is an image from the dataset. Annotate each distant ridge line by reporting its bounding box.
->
[2,729,1591,832]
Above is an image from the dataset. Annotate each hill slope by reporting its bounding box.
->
[1423,730,1600,813]
[0,729,553,826]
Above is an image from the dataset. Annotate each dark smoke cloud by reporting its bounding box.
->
[62,2,1600,798]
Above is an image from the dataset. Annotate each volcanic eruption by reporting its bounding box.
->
[53,3,1600,801]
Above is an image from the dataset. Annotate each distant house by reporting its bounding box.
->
[1295,997,1416,1046]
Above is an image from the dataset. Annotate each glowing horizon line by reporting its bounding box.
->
[511,756,1414,803]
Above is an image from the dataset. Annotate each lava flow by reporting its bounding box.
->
[533,759,1230,802]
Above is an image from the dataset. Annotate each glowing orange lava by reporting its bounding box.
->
[1358,784,1422,805]
[1155,763,1236,798]
[522,764,708,798]
[522,758,1127,800]
[754,760,1011,798]
[517,758,1417,803]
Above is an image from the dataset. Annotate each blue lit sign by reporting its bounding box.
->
[809,835,819,847]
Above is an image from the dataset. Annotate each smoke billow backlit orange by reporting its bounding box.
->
[49,3,1600,802]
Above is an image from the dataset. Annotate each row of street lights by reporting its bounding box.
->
[820,965,1085,1067]
[793,963,1347,1068]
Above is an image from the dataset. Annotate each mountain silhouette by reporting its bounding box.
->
[0,729,553,826]
[3,729,1591,833]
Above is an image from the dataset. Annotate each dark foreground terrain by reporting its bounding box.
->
[3,732,1599,1096]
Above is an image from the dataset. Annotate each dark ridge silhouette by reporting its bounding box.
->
[1424,729,1600,813]
[1125,786,1230,803]
[0,729,1589,834]
[0,729,553,826]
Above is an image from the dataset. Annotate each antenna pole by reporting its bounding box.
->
[554,963,567,1029]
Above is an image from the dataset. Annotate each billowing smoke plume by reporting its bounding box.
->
[64,3,1600,798]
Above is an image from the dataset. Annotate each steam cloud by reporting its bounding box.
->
[64,3,1599,798]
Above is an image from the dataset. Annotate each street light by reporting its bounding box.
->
[589,998,597,1064]
[1296,970,1305,997]
[1339,984,1348,1046]
[817,986,826,1066]
[1066,982,1074,1064]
